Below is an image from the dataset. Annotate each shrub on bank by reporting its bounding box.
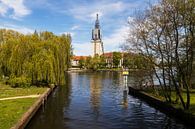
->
[8,76,31,88]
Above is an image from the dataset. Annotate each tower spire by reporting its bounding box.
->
[95,13,100,29]
[96,14,98,20]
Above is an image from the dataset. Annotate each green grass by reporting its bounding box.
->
[171,92,195,115]
[0,98,36,129]
[143,89,195,115]
[0,83,47,98]
[0,83,48,129]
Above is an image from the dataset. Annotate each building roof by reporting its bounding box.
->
[103,52,113,58]
[72,56,88,61]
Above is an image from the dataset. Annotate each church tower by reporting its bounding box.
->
[91,14,104,56]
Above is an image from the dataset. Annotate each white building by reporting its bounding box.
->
[91,14,104,56]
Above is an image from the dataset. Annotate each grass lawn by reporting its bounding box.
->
[0,98,36,129]
[171,92,195,115]
[0,83,47,98]
[0,83,48,129]
[143,89,195,115]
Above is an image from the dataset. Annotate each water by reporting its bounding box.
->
[26,72,189,129]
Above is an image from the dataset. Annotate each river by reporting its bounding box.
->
[26,72,189,129]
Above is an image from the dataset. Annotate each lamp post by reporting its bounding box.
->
[122,68,129,108]
[122,68,129,93]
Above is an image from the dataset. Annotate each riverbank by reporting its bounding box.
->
[0,84,51,129]
[68,68,152,73]
[67,68,91,72]
[68,68,123,72]
[128,86,195,127]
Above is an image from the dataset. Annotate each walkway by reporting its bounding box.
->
[0,95,41,101]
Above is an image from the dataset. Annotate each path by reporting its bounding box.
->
[0,95,41,101]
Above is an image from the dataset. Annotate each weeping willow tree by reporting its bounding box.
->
[0,29,72,87]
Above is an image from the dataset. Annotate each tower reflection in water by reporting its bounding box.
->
[90,74,102,117]
[89,72,129,111]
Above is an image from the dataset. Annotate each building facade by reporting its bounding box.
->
[91,14,104,56]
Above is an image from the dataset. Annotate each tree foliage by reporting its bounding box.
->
[0,29,72,87]
[123,53,153,70]
[113,52,122,68]
[79,55,107,70]
[125,0,195,109]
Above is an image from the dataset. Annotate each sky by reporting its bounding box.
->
[0,0,157,56]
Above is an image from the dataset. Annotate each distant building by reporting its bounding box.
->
[91,14,104,56]
[71,56,88,67]
[71,52,124,68]
[104,52,124,68]
[104,52,113,68]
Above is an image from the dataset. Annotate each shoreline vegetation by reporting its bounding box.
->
[68,67,151,72]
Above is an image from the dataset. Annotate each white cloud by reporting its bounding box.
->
[0,2,7,16]
[71,25,80,31]
[67,1,135,22]
[72,42,92,56]
[103,25,129,53]
[0,0,31,19]
[0,24,34,34]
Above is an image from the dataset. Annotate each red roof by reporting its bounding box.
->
[103,52,113,58]
[72,56,88,61]
[103,52,137,57]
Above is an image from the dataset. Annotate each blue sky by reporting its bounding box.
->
[0,0,157,56]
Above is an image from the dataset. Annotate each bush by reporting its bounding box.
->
[33,80,49,87]
[8,76,31,88]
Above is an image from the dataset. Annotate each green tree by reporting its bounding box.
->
[99,55,107,68]
[85,56,92,69]
[0,29,72,87]
[79,57,85,69]
[113,52,122,68]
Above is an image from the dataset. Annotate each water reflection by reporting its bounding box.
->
[90,74,102,118]
[122,90,128,109]
[26,72,190,129]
